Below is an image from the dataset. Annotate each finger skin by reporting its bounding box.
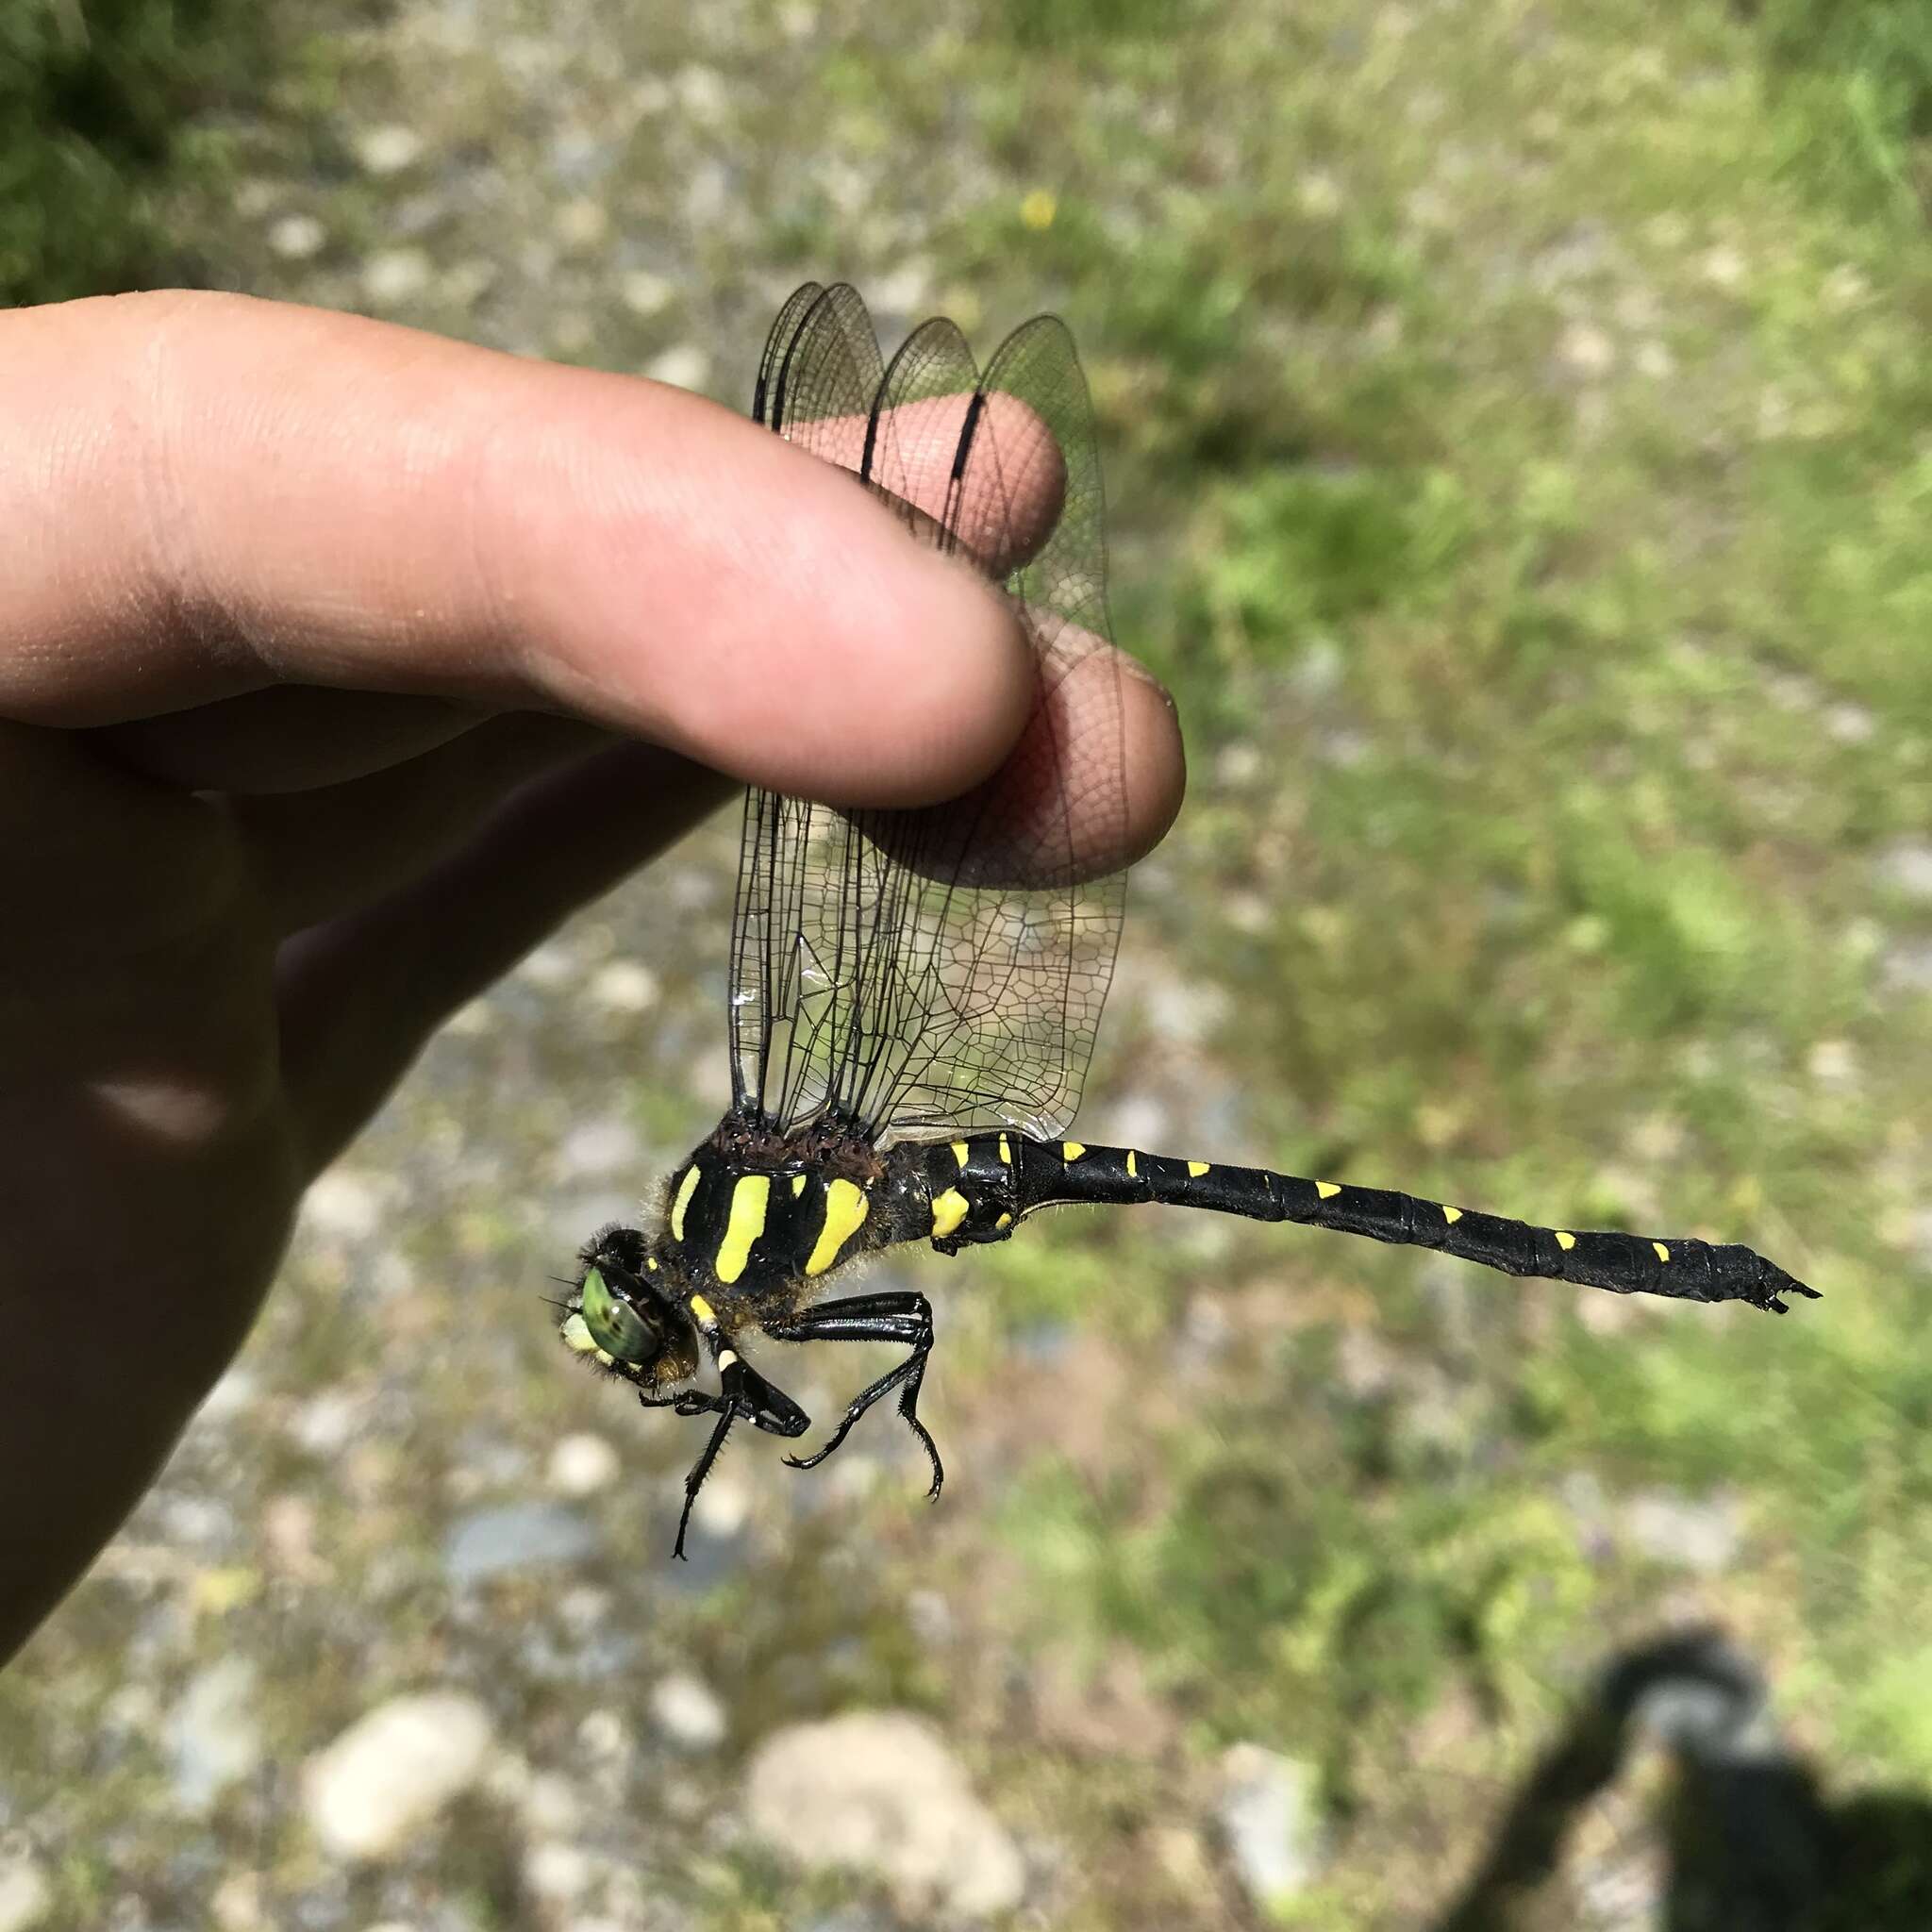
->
[0,291,1039,808]
[276,742,734,1171]
[234,711,613,933]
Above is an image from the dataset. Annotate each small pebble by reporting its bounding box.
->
[745,1711,1024,1916]
[548,1433,621,1497]
[354,125,424,175]
[1557,322,1616,376]
[303,1169,384,1241]
[1218,1743,1325,1907]
[649,1671,727,1751]
[363,248,433,307]
[1624,1490,1740,1574]
[303,1691,494,1861]
[1876,838,1932,903]
[524,1840,595,1902]
[620,271,675,317]
[556,198,608,249]
[588,961,658,1012]
[0,1856,52,1932]
[444,1502,598,1584]
[167,1657,263,1811]
[267,213,326,260]
[642,346,710,393]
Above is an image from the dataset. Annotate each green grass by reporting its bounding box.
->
[925,0,1932,1913]
[0,0,274,305]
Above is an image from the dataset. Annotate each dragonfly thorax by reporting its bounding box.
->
[655,1112,918,1302]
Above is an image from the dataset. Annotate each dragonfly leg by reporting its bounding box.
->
[654,1359,810,1558]
[767,1291,942,1499]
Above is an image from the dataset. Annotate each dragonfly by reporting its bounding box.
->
[558,281,1819,1557]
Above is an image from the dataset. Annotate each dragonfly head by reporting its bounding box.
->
[560,1225,700,1391]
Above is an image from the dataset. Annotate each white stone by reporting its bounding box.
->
[303,1168,385,1241]
[521,1770,583,1836]
[354,125,425,175]
[1877,838,1932,902]
[524,1840,595,1901]
[1807,1039,1855,1086]
[642,346,710,393]
[555,1118,641,1179]
[619,272,675,317]
[1701,243,1747,290]
[1218,1744,1324,1906]
[673,64,728,125]
[268,213,326,260]
[689,1464,751,1539]
[303,1691,495,1860]
[576,1708,629,1761]
[1826,702,1876,744]
[517,942,577,988]
[588,961,658,1012]
[291,1388,364,1456]
[648,1671,727,1751]
[0,1857,52,1932]
[363,248,433,307]
[1634,340,1675,379]
[556,198,608,248]
[1557,322,1616,376]
[548,1432,621,1496]
[1624,1490,1740,1574]
[167,1657,263,1809]
[744,1711,1024,1917]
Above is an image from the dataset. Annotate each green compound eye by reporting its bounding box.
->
[579,1265,655,1364]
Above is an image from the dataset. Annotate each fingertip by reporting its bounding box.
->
[1119,661,1187,867]
[849,546,1040,807]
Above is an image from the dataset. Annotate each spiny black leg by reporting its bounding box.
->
[673,1398,737,1561]
[658,1361,811,1559]
[765,1291,942,1498]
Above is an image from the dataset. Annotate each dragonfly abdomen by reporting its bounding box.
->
[910,1136,1815,1315]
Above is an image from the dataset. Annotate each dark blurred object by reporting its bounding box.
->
[1437,1626,1932,1932]
[1,0,271,304]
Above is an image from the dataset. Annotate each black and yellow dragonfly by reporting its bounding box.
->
[560,282,1817,1556]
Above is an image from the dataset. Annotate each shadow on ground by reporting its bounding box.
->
[1436,1626,1932,1932]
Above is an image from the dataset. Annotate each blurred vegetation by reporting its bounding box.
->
[0,0,274,304]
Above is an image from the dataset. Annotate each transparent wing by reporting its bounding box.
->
[728,283,1125,1141]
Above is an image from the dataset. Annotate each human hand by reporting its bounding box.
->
[0,291,1184,1662]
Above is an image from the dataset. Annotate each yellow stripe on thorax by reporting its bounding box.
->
[670,1164,701,1242]
[806,1178,871,1277]
[714,1174,770,1284]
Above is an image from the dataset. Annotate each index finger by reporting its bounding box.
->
[0,291,1041,809]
